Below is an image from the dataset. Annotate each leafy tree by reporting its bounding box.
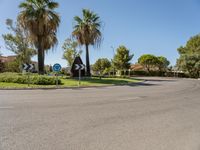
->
[177,34,200,78]
[62,38,82,67]
[18,0,60,74]
[177,54,200,78]
[49,65,53,72]
[0,60,5,73]
[177,35,200,55]
[157,56,170,72]
[138,54,159,72]
[4,60,20,72]
[93,58,111,77]
[113,45,134,75]
[0,50,3,72]
[2,19,36,64]
[72,9,102,76]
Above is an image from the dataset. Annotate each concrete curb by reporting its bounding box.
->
[0,82,144,91]
[0,85,111,90]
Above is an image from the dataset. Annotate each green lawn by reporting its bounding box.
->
[0,77,142,89]
[0,82,55,89]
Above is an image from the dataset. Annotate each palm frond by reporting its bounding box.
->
[72,9,102,48]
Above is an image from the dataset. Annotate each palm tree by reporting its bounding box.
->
[72,9,102,76]
[18,0,60,74]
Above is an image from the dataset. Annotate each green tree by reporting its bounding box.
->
[4,60,20,72]
[138,54,159,72]
[177,54,200,78]
[0,49,3,72]
[93,58,111,77]
[49,65,53,72]
[0,57,5,72]
[0,50,3,72]
[113,45,134,75]
[177,34,200,78]
[0,61,4,72]
[2,19,36,64]
[62,38,82,67]
[157,56,170,72]
[18,0,60,74]
[177,35,200,55]
[72,9,102,76]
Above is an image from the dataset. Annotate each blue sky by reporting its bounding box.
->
[0,0,200,67]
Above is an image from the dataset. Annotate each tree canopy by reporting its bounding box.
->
[177,35,200,55]
[0,59,4,73]
[113,45,134,72]
[177,34,200,78]
[157,56,170,71]
[138,54,159,72]
[62,38,82,67]
[2,19,36,64]
[93,58,111,76]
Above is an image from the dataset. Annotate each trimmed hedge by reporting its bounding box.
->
[99,70,189,78]
[0,73,62,85]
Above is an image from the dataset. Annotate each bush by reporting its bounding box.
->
[4,61,20,73]
[0,73,62,85]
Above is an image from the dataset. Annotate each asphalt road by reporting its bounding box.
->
[0,77,200,150]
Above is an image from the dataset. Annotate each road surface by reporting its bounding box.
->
[0,77,200,150]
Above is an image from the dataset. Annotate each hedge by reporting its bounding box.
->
[0,73,62,85]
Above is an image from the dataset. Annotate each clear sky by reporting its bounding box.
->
[0,0,200,67]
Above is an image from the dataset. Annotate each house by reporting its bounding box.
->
[130,63,144,71]
[0,55,17,63]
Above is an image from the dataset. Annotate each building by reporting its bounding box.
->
[130,63,144,71]
[0,55,17,63]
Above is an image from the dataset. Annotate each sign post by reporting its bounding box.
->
[79,69,81,86]
[75,64,85,86]
[53,63,62,88]
[28,71,30,87]
[22,63,34,87]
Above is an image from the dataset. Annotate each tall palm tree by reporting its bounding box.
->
[18,0,60,74]
[72,9,102,76]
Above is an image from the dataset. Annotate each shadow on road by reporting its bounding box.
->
[130,82,159,86]
[143,79,177,82]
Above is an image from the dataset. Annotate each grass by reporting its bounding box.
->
[0,82,55,89]
[0,77,142,89]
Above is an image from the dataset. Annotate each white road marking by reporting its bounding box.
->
[0,106,14,109]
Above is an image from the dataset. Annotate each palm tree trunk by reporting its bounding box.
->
[85,44,91,77]
[38,38,44,75]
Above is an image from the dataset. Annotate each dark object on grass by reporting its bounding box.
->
[71,56,85,77]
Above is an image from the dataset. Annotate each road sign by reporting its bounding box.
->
[75,64,85,70]
[74,64,85,86]
[71,56,85,77]
[53,63,61,72]
[22,63,35,87]
[23,63,34,71]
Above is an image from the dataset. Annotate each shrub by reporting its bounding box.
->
[0,73,62,85]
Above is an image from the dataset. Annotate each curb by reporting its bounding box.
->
[0,82,144,91]
[0,85,111,90]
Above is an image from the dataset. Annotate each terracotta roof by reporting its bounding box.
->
[130,64,144,71]
[0,55,17,63]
